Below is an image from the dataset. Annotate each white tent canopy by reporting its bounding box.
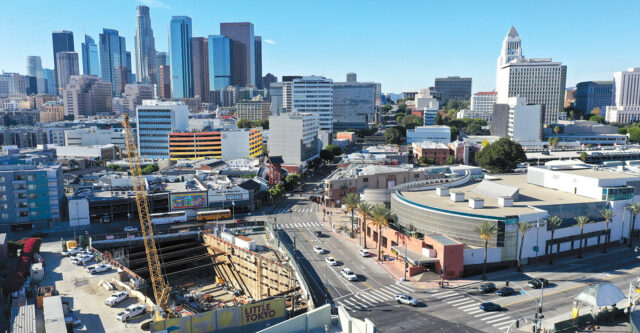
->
[575,283,626,307]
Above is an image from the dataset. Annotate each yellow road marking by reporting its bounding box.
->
[361,281,375,290]
[501,266,640,307]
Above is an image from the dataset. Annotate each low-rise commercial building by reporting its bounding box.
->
[412,141,450,164]
[236,101,271,121]
[406,126,451,144]
[39,101,65,123]
[169,128,263,161]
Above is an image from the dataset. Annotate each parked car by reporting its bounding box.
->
[358,249,370,257]
[495,287,516,297]
[395,294,418,306]
[314,231,325,237]
[104,291,129,307]
[313,246,325,254]
[71,254,94,265]
[478,283,497,293]
[235,219,248,223]
[124,226,138,233]
[479,302,502,311]
[527,278,550,289]
[116,304,146,322]
[341,268,357,281]
[67,247,83,256]
[87,263,112,275]
[325,257,337,266]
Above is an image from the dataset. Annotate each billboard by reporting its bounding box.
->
[170,192,208,210]
[241,298,285,325]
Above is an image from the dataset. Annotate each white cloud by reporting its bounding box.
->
[139,0,172,9]
[264,39,276,45]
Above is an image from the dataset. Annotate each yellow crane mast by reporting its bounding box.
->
[121,114,171,317]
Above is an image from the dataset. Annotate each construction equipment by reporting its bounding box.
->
[121,114,171,319]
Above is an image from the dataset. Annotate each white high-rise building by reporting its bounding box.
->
[495,27,567,124]
[605,68,640,124]
[292,76,333,132]
[268,112,321,172]
[136,100,189,159]
[507,97,543,142]
[470,92,497,122]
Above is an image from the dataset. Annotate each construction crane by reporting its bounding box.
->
[121,114,171,319]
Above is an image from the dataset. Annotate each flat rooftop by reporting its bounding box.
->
[400,174,601,218]
[555,167,640,180]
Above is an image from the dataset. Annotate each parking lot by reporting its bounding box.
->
[40,241,148,333]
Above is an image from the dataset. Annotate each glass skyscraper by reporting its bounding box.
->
[51,30,74,94]
[135,5,156,84]
[169,16,193,99]
[99,29,127,94]
[208,35,231,91]
[220,22,255,87]
[81,35,100,77]
[26,56,45,94]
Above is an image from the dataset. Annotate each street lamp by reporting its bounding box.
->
[516,278,545,333]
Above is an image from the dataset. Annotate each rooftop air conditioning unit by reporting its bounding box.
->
[436,187,449,197]
[468,197,484,209]
[498,196,513,207]
[450,192,464,202]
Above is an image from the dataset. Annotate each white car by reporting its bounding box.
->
[325,257,337,266]
[87,263,112,275]
[71,254,93,265]
[395,294,418,306]
[124,226,138,233]
[313,246,325,254]
[341,268,357,281]
[104,290,129,307]
[72,250,93,259]
[67,247,83,256]
[116,304,145,322]
[359,249,370,257]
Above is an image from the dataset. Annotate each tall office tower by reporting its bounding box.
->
[43,69,55,95]
[208,35,231,91]
[575,81,614,115]
[262,73,277,89]
[159,65,171,99]
[220,22,255,87]
[136,100,190,159]
[51,30,74,94]
[269,82,283,115]
[254,36,262,88]
[267,112,321,171]
[135,5,156,84]
[191,37,209,100]
[605,68,640,123]
[495,27,566,124]
[0,73,29,96]
[26,56,45,94]
[55,52,79,93]
[346,72,357,82]
[470,91,498,122]
[99,29,128,94]
[62,75,113,119]
[434,76,472,102]
[292,76,333,132]
[122,83,154,116]
[504,97,543,142]
[114,66,129,96]
[169,16,193,99]
[156,51,168,67]
[81,35,100,76]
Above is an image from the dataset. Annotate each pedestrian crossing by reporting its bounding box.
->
[273,206,316,214]
[335,282,415,312]
[426,289,516,332]
[279,221,325,229]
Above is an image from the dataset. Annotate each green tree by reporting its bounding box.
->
[402,114,423,129]
[449,125,459,141]
[268,183,285,203]
[516,221,532,271]
[618,127,628,135]
[553,126,562,135]
[284,174,302,190]
[580,152,588,162]
[576,216,590,258]
[357,201,373,248]
[382,105,392,113]
[600,208,613,253]
[397,102,407,113]
[447,155,456,165]
[325,144,343,156]
[396,114,405,125]
[465,122,484,135]
[384,127,402,144]
[371,205,392,261]
[342,193,360,238]
[320,149,334,162]
[627,203,640,248]
[418,156,436,166]
[474,221,498,280]
[475,138,527,173]
[236,119,252,128]
[590,115,605,124]
[546,216,563,264]
[629,127,640,143]
[141,163,159,175]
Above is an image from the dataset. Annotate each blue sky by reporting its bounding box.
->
[1,0,638,93]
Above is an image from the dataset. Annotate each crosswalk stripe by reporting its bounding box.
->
[387,284,411,293]
[484,315,510,324]
[491,318,515,326]
[458,303,479,309]
[354,295,375,307]
[474,312,498,318]
[365,292,385,302]
[434,291,456,298]
[495,321,515,330]
[393,282,415,293]
[444,297,466,304]
[428,290,440,293]
[337,302,352,311]
[371,290,392,299]
[436,293,459,299]
[358,293,379,304]
[466,309,484,314]
[376,289,396,298]
[449,299,474,306]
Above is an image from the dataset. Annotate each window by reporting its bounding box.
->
[27,175,35,181]
[29,193,37,199]
[29,202,38,208]
[0,176,4,182]
[27,184,37,191]
[30,211,39,217]
[15,175,25,181]
[0,186,5,191]
[0,213,7,219]
[363,178,368,183]
[18,202,28,208]
[19,211,28,217]
[0,195,5,201]
[17,194,26,199]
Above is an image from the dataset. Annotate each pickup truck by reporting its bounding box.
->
[116,304,145,322]
[71,254,94,265]
[87,263,112,275]
[104,290,129,307]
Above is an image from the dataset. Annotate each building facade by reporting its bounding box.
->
[434,76,472,102]
[168,128,262,160]
[158,65,171,99]
[332,82,377,130]
[26,56,45,94]
[605,68,640,124]
[254,36,262,89]
[237,101,271,121]
[208,35,232,91]
[412,141,451,164]
[81,35,100,77]
[220,22,255,87]
[99,29,128,95]
[134,5,156,84]
[136,100,190,159]
[169,16,193,99]
[470,91,497,122]
[62,75,113,119]
[292,76,333,133]
[51,30,74,94]
[122,84,154,116]
[268,112,320,171]
[506,97,543,142]
[574,81,613,115]
[406,126,451,144]
[55,52,79,93]
[39,102,65,123]
[191,37,209,101]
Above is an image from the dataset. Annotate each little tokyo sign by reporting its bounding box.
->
[241,298,285,325]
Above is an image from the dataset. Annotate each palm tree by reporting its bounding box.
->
[627,203,640,248]
[371,205,391,261]
[342,193,360,238]
[474,221,498,280]
[600,208,613,253]
[356,201,372,248]
[546,215,563,264]
[576,216,590,258]
[516,221,532,271]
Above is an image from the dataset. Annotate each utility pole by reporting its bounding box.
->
[404,241,408,281]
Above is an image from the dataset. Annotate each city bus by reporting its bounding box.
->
[196,209,232,222]
[150,211,187,224]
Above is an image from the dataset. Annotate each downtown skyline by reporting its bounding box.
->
[0,0,639,93]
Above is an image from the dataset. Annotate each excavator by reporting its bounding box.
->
[121,113,172,320]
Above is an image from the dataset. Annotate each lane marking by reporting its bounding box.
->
[354,294,375,307]
[449,299,475,306]
[466,309,484,314]
[376,289,396,298]
[496,322,515,330]
[491,318,515,326]
[358,293,379,304]
[458,302,480,309]
[364,292,384,302]
[485,315,511,324]
[371,290,392,299]
[435,291,457,298]
[475,311,499,318]
[393,283,415,293]
[360,281,375,291]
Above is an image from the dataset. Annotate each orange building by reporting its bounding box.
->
[169,128,263,161]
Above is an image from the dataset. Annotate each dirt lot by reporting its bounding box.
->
[39,241,147,333]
